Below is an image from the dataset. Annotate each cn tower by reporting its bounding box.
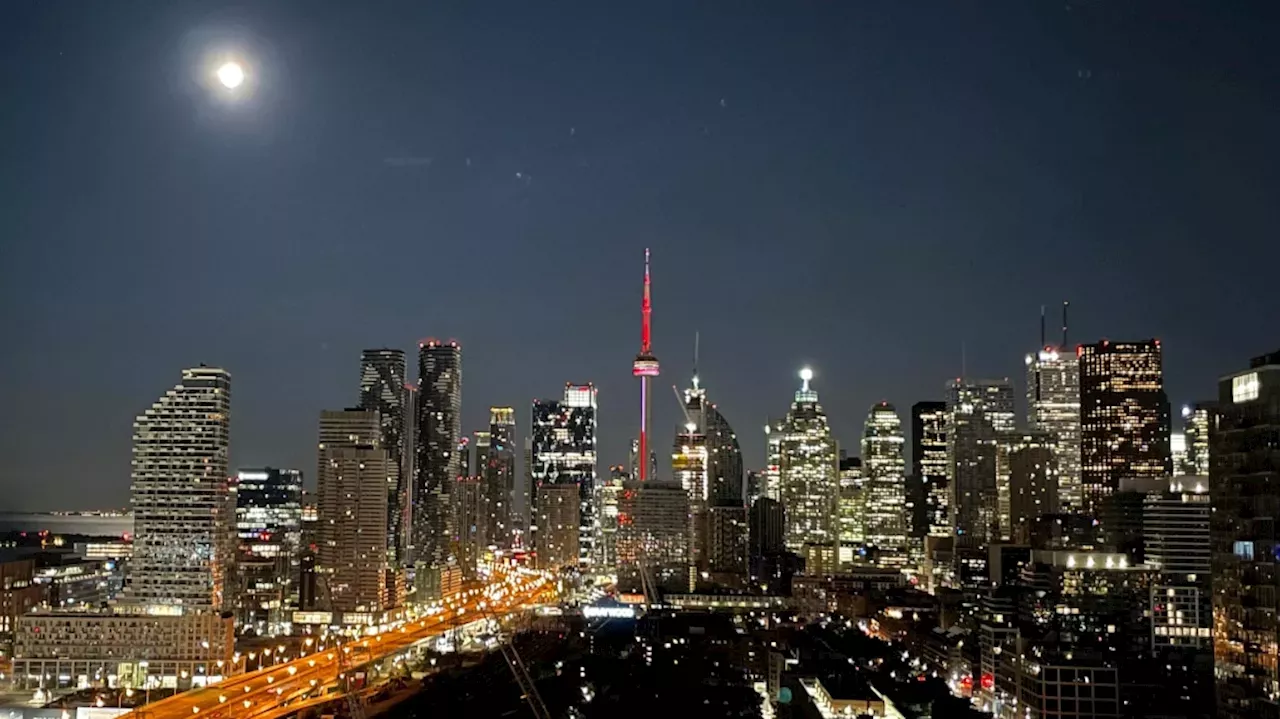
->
[632,249,660,481]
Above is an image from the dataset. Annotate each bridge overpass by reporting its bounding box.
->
[118,570,556,719]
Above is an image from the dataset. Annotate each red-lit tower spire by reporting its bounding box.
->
[632,249,660,480]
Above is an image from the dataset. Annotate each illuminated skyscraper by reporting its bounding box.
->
[359,348,408,566]
[947,378,1015,546]
[837,457,865,566]
[1078,340,1171,515]
[530,383,598,567]
[911,401,949,538]
[995,431,1058,542]
[413,340,462,567]
[451,474,484,579]
[487,407,517,549]
[1212,349,1280,718]
[673,369,744,566]
[862,402,907,568]
[130,366,233,611]
[1025,315,1081,513]
[234,467,302,627]
[632,249,660,481]
[774,369,838,553]
[1182,403,1212,477]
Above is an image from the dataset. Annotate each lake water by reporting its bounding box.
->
[0,513,134,537]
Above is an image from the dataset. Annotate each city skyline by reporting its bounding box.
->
[4,1,1279,511]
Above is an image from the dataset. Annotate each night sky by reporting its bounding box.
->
[2,1,1277,511]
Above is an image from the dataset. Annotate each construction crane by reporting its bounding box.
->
[479,604,552,719]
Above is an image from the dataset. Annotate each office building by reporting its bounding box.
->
[1171,431,1189,476]
[530,383,598,567]
[837,457,865,566]
[233,467,303,628]
[316,409,390,613]
[359,349,408,566]
[1182,403,1213,477]
[771,369,838,553]
[129,366,233,611]
[598,466,628,567]
[862,402,907,568]
[488,407,518,548]
[911,401,948,539]
[414,339,462,568]
[1212,349,1280,719]
[534,484,580,570]
[1025,341,1081,514]
[1078,339,1171,516]
[994,432,1058,542]
[946,378,1015,546]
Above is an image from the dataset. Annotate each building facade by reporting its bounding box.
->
[862,402,907,568]
[129,366,233,611]
[1078,339,1171,516]
[316,410,391,613]
[946,378,1015,547]
[911,401,949,539]
[233,467,303,629]
[1212,350,1280,719]
[488,407,518,548]
[772,369,838,553]
[358,349,408,566]
[1025,345,1081,513]
[530,384,598,567]
[414,340,462,568]
[994,432,1058,542]
[534,484,580,570]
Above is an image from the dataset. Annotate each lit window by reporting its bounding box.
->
[1233,373,1260,403]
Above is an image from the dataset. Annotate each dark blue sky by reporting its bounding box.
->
[2,1,1277,510]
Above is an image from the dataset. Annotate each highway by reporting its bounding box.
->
[118,570,556,719]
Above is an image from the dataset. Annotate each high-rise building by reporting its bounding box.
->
[946,378,1015,546]
[359,349,408,566]
[316,409,390,613]
[413,339,462,568]
[233,468,303,628]
[632,249,660,482]
[617,480,691,591]
[911,401,949,539]
[451,475,485,579]
[1212,349,1280,719]
[995,431,1058,542]
[1182,403,1213,477]
[772,369,838,553]
[468,432,489,481]
[862,402,907,568]
[530,384,598,567]
[1079,340,1171,516]
[130,366,233,611]
[488,407,517,549]
[706,505,748,579]
[598,465,628,567]
[837,457,865,566]
[1026,343,1081,514]
[534,484,580,570]
[1171,431,1189,476]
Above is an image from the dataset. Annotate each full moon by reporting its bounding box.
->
[216,62,245,89]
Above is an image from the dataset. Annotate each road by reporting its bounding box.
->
[118,570,556,719]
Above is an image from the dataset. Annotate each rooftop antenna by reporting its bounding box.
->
[961,341,967,379]
[693,331,700,389]
[1062,301,1070,348]
[1040,305,1046,347]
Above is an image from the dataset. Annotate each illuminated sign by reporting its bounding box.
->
[583,606,636,619]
